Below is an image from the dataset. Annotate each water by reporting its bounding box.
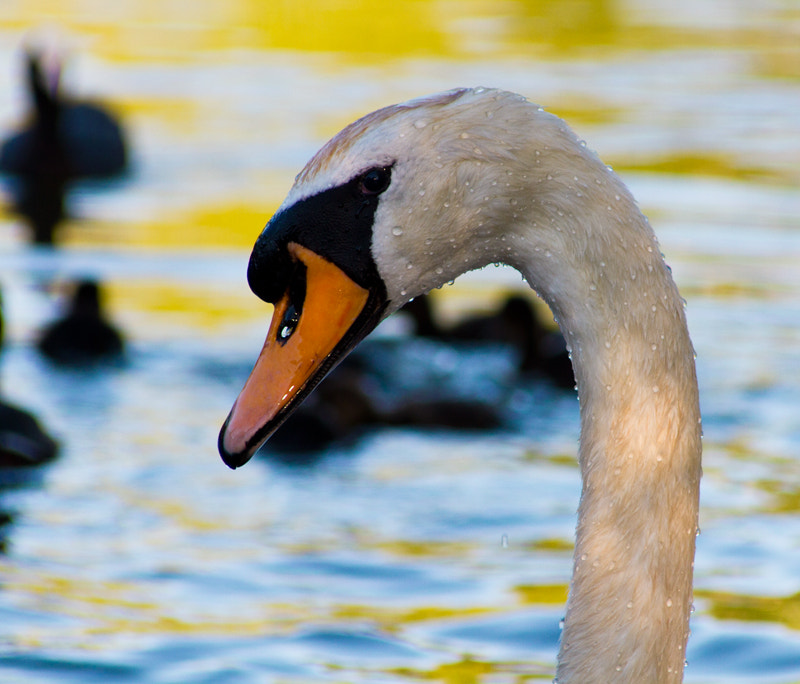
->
[1,1,799,682]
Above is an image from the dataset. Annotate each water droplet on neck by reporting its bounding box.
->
[392,226,404,236]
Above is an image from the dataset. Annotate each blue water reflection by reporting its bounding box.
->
[1,1,800,683]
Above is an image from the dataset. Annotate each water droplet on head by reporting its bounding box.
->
[391,226,404,236]
[414,119,427,129]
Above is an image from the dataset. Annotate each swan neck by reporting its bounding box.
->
[548,247,701,682]
[508,186,702,681]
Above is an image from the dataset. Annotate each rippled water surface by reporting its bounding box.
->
[1,1,799,682]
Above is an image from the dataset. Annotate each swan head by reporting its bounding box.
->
[219,87,619,467]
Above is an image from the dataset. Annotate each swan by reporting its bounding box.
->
[218,87,702,682]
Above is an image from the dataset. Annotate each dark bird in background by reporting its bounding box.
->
[37,279,125,365]
[268,360,502,458]
[0,287,59,468]
[0,46,128,244]
[401,293,575,389]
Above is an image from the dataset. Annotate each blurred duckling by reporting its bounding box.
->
[266,360,502,458]
[401,293,575,389]
[0,402,59,468]
[37,279,125,365]
[0,45,128,244]
[0,287,59,467]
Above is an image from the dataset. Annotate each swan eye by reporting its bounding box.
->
[359,167,392,196]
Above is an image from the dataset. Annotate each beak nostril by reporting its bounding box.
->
[275,261,307,345]
[277,303,299,343]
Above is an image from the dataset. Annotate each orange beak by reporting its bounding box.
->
[219,242,373,468]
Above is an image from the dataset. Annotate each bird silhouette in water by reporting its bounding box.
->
[0,46,128,244]
[402,293,575,389]
[0,287,59,468]
[37,279,125,365]
[267,358,502,459]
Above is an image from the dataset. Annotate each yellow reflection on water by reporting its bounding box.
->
[696,589,800,632]
[4,0,797,67]
[107,280,270,332]
[62,203,273,250]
